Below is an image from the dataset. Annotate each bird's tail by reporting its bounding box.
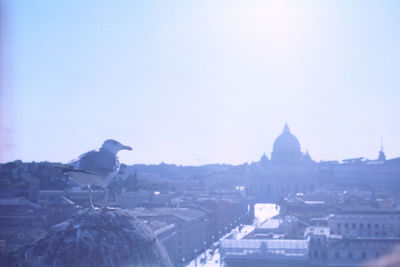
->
[53,164,96,176]
[52,164,73,173]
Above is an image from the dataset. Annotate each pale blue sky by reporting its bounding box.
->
[1,0,399,165]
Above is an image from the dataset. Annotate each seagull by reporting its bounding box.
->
[60,139,132,209]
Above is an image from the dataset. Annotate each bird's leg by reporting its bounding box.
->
[104,186,108,209]
[88,184,96,209]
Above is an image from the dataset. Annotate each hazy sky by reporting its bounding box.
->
[1,0,399,165]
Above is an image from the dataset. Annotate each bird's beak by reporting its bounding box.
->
[123,145,132,151]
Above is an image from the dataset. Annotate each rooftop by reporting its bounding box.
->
[257,219,281,230]
[221,239,308,260]
[133,207,206,222]
[304,226,330,238]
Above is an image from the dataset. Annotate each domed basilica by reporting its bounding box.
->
[271,123,305,164]
[246,123,318,202]
[258,123,313,165]
[246,123,398,203]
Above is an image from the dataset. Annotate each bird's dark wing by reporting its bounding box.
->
[68,150,97,166]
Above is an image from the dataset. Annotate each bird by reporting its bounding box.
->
[60,139,132,209]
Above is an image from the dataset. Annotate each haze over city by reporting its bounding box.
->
[1,0,400,165]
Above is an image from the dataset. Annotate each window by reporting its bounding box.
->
[375,252,380,258]
[335,251,340,259]
[360,223,364,229]
[367,223,371,229]
[375,223,379,229]
[345,223,349,228]
[337,223,341,228]
[352,223,356,229]
[361,251,367,260]
[314,250,319,258]
[348,251,353,259]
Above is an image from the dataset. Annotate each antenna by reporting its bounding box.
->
[380,136,384,151]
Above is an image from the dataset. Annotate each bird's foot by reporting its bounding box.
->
[102,206,117,211]
[90,204,100,210]
[102,206,116,210]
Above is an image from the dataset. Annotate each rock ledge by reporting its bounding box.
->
[4,208,172,267]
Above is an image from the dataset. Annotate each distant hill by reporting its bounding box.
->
[0,161,248,197]
[0,161,69,197]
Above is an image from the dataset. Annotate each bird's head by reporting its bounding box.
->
[101,139,132,154]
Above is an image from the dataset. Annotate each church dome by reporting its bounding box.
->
[271,123,302,164]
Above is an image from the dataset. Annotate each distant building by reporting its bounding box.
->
[246,123,400,203]
[0,198,45,252]
[305,226,330,267]
[116,190,172,209]
[132,207,212,266]
[221,212,400,267]
[0,198,44,235]
[196,197,249,238]
[328,209,400,238]
[327,237,400,267]
[45,195,78,227]
[280,199,334,224]
[220,239,309,267]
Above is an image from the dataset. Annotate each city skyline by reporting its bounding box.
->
[1,1,399,165]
